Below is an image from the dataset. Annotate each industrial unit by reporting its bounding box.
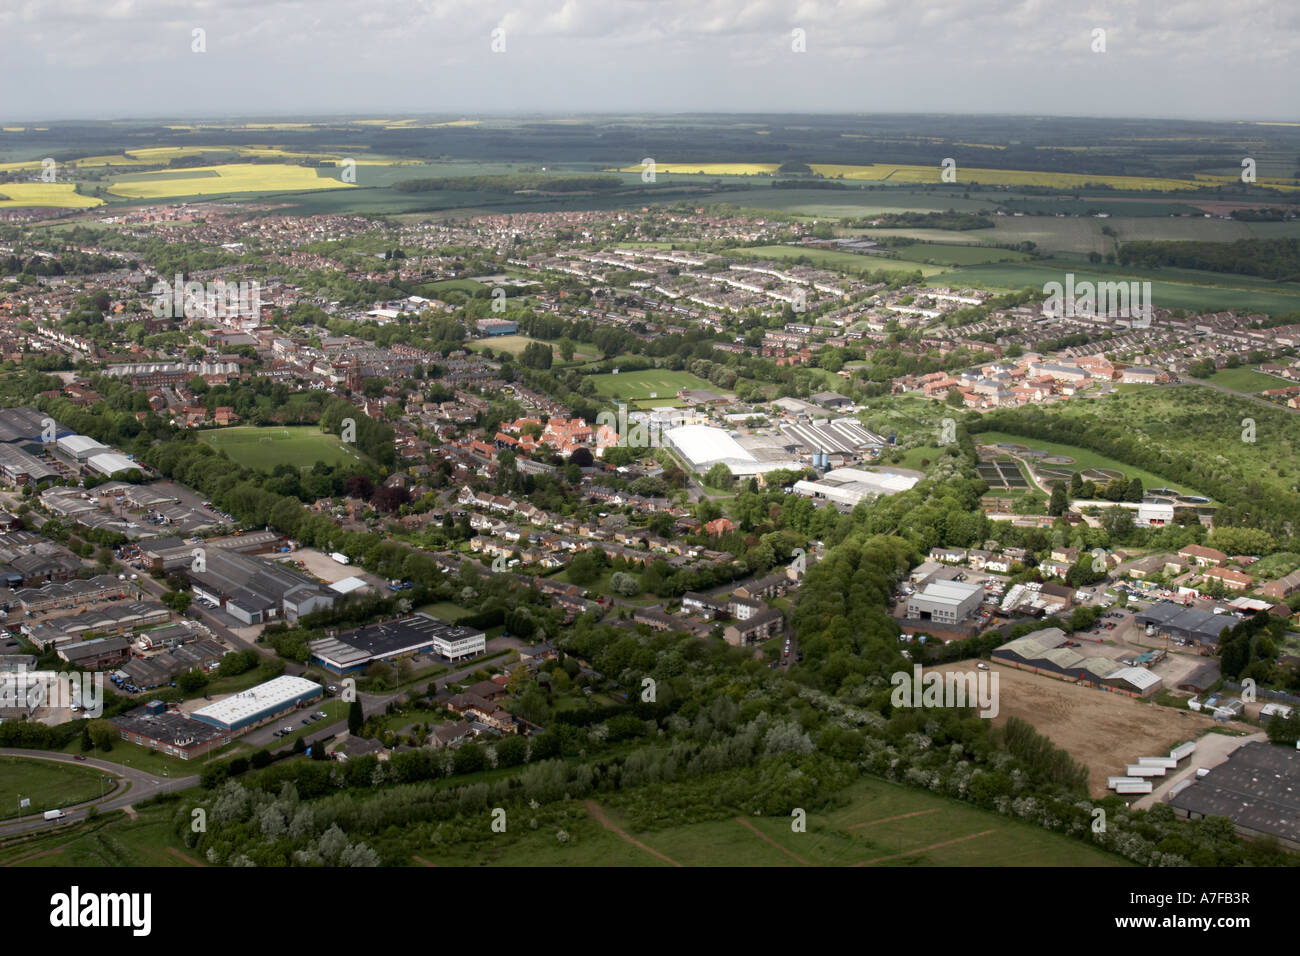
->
[905,579,985,625]
[189,675,322,733]
[1134,603,1234,646]
[309,612,487,675]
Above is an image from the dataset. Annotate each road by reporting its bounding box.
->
[0,748,198,838]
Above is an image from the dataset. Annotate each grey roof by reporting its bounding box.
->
[1169,741,1300,845]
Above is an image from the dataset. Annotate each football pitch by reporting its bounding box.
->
[196,426,361,471]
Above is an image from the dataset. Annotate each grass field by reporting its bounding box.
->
[0,756,111,820]
[729,243,944,276]
[1200,367,1292,393]
[467,334,599,361]
[421,775,1125,866]
[0,802,202,868]
[416,601,473,622]
[197,425,360,471]
[588,369,713,408]
[973,430,1205,497]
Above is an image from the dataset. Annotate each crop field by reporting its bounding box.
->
[0,183,103,208]
[106,163,356,199]
[587,369,712,407]
[196,425,360,471]
[0,757,109,820]
[422,776,1125,866]
[887,243,1033,267]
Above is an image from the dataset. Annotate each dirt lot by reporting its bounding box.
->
[939,659,1253,797]
[274,547,384,588]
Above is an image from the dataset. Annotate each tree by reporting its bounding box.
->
[177,668,209,693]
[87,719,116,751]
[1048,481,1068,517]
[347,699,364,735]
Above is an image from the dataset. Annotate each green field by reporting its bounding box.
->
[468,334,599,362]
[926,259,1300,315]
[197,425,361,471]
[0,756,113,820]
[588,369,713,409]
[419,775,1126,866]
[1201,367,1293,393]
[730,244,943,277]
[973,430,1204,497]
[0,801,202,867]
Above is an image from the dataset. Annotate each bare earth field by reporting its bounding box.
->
[939,660,1252,797]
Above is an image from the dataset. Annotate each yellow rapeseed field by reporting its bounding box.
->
[0,184,103,208]
[107,163,355,199]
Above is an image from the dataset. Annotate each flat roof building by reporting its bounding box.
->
[1134,603,1233,646]
[906,580,984,625]
[1168,741,1300,851]
[190,675,322,733]
[309,612,487,674]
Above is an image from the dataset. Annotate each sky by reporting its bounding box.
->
[1,0,1297,121]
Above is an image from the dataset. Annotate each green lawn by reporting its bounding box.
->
[588,369,713,406]
[0,756,113,820]
[417,601,472,622]
[197,425,361,471]
[468,334,599,362]
[729,244,944,277]
[1200,366,1292,393]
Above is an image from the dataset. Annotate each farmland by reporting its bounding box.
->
[106,163,356,200]
[0,183,103,208]
[196,425,361,471]
[587,369,713,408]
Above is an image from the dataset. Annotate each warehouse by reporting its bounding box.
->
[309,612,487,674]
[87,451,140,476]
[0,443,58,485]
[906,579,984,624]
[780,419,887,456]
[1168,742,1300,850]
[1134,603,1233,646]
[190,675,322,734]
[992,629,1164,696]
[0,407,62,444]
[188,549,334,624]
[55,434,108,462]
[662,424,802,477]
[793,467,918,508]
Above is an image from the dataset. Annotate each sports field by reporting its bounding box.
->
[467,334,599,361]
[197,425,360,471]
[587,369,712,408]
[422,776,1126,866]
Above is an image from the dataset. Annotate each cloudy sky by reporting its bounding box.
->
[1,0,1296,120]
